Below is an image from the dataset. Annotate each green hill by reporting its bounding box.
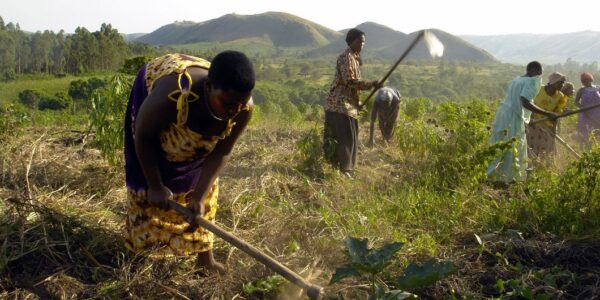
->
[135,12,343,47]
[134,13,496,62]
[304,24,497,62]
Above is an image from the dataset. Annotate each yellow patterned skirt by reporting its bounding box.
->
[125,179,219,257]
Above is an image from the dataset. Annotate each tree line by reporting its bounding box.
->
[0,16,156,79]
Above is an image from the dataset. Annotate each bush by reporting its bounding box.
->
[18,89,42,108]
[68,77,107,102]
[396,100,510,190]
[523,146,600,235]
[403,97,433,120]
[68,79,88,100]
[296,123,326,177]
[120,55,152,75]
[89,73,131,166]
[3,69,16,81]
[38,92,71,110]
[0,104,30,138]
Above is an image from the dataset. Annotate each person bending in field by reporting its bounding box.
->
[368,86,401,147]
[124,51,255,273]
[487,61,557,184]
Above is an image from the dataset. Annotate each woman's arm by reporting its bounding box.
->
[520,97,557,120]
[134,74,179,208]
[574,88,583,107]
[188,101,253,214]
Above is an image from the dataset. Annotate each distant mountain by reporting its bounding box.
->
[134,12,496,62]
[305,23,497,63]
[461,31,600,64]
[135,12,343,47]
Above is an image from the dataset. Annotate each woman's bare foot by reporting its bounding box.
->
[196,250,226,274]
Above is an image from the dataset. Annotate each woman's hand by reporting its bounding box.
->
[185,197,205,232]
[188,198,205,217]
[546,111,559,121]
[371,80,382,90]
[147,184,173,210]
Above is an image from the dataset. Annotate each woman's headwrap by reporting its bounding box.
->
[581,72,594,82]
[548,72,566,85]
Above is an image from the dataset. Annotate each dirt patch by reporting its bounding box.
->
[417,233,600,299]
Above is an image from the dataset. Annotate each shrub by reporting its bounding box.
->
[68,77,107,102]
[38,92,71,110]
[89,73,131,166]
[120,55,152,75]
[0,104,29,138]
[3,69,16,81]
[18,89,42,108]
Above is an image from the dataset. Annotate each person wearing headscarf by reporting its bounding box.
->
[368,86,401,147]
[487,61,558,184]
[574,72,600,146]
[526,72,567,163]
[323,28,381,177]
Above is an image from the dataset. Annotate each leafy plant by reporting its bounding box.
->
[296,123,327,177]
[0,103,30,138]
[89,73,131,166]
[396,259,456,291]
[330,236,455,299]
[242,275,286,297]
[38,92,71,110]
[18,89,42,108]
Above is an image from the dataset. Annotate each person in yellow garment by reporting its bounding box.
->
[123,51,255,273]
[526,72,567,165]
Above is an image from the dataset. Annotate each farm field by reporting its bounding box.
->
[1,72,599,298]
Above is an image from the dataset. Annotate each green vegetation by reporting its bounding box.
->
[0,17,157,79]
[330,236,455,299]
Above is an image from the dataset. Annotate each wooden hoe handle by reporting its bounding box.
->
[168,201,324,300]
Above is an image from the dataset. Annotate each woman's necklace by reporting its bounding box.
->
[202,84,224,122]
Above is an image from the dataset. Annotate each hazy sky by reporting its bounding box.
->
[4,0,600,36]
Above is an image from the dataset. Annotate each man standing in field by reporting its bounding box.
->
[323,28,380,177]
[368,86,401,147]
[487,61,558,184]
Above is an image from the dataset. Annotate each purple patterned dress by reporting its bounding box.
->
[577,87,600,144]
[124,54,238,257]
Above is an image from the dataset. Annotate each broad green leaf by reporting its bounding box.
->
[345,237,403,274]
[396,259,456,290]
[330,264,361,284]
[345,236,370,263]
[363,242,404,274]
